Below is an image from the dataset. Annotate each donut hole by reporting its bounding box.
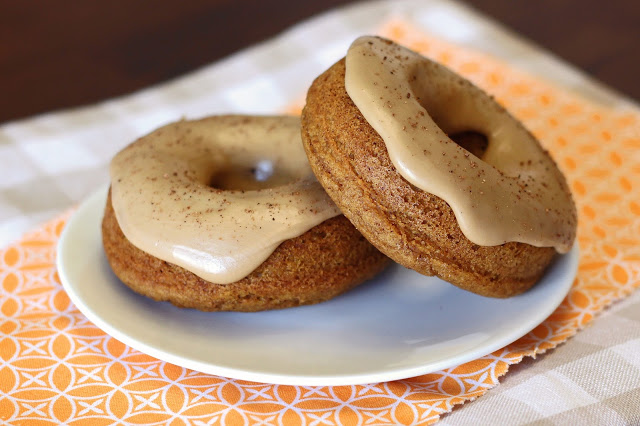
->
[209,160,298,190]
[408,65,491,161]
[449,131,489,159]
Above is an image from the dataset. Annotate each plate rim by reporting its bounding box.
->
[56,185,579,386]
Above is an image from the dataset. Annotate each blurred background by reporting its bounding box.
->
[2,0,639,124]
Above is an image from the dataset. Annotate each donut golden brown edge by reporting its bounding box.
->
[301,58,557,298]
[103,190,390,312]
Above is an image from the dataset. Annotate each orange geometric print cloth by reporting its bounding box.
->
[2,21,640,425]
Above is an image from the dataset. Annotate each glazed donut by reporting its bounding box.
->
[103,115,389,311]
[301,36,577,298]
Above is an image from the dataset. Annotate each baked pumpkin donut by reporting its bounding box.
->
[103,115,389,311]
[301,36,577,298]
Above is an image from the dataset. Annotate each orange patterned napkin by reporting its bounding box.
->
[2,21,640,425]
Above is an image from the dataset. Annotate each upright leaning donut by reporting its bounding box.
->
[301,36,577,298]
[103,115,389,311]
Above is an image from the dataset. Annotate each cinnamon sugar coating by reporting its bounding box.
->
[301,58,558,298]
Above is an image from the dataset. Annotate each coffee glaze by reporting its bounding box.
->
[345,36,576,253]
[110,115,341,284]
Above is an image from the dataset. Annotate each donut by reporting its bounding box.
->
[103,115,389,311]
[301,36,577,298]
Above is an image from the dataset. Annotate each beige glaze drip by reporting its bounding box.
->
[345,36,576,253]
[110,115,341,284]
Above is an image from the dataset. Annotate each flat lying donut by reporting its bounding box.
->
[301,37,576,298]
[103,115,389,311]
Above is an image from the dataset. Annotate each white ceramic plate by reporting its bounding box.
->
[57,186,578,386]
